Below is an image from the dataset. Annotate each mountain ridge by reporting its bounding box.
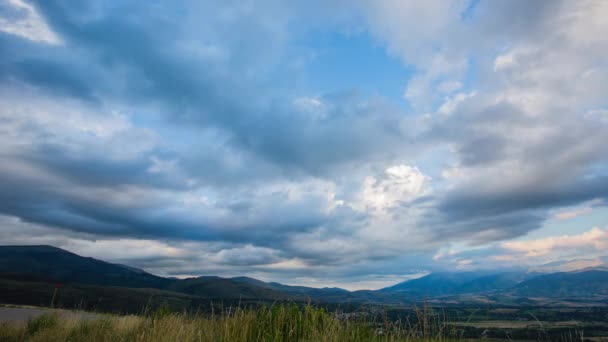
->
[2,245,608,304]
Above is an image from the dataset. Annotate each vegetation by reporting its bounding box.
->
[0,303,600,341]
[0,304,464,342]
[1,247,607,340]
[0,278,206,314]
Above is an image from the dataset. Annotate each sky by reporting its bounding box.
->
[0,0,607,290]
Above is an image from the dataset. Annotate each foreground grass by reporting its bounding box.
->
[0,304,468,342]
[0,304,591,341]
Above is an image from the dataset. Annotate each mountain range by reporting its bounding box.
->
[1,245,607,312]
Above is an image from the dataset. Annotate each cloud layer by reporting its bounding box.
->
[0,0,607,288]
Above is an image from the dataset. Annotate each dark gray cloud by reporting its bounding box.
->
[0,158,331,245]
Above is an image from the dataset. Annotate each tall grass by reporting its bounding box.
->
[0,303,589,341]
[0,303,464,342]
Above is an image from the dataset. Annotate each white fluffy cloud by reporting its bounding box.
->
[359,165,430,212]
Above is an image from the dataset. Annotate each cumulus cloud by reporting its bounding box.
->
[358,165,430,212]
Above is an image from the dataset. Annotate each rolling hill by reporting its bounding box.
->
[166,276,296,300]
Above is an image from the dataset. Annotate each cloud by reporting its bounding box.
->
[0,0,61,44]
[437,91,476,115]
[362,0,608,243]
[530,258,607,273]
[358,164,430,212]
[432,225,608,272]
[502,227,608,258]
[0,0,607,287]
[553,207,593,220]
[552,199,603,220]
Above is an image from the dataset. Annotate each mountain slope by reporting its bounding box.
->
[515,268,608,296]
[380,272,485,296]
[0,245,311,301]
[0,245,171,289]
[3,245,608,305]
[229,276,349,298]
[167,276,296,300]
[453,272,532,294]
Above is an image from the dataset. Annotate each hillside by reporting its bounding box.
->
[0,245,171,289]
[380,272,483,296]
[516,268,608,297]
[0,278,201,314]
[229,276,350,299]
[166,276,296,300]
[453,272,532,294]
[2,245,608,309]
[0,246,357,302]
